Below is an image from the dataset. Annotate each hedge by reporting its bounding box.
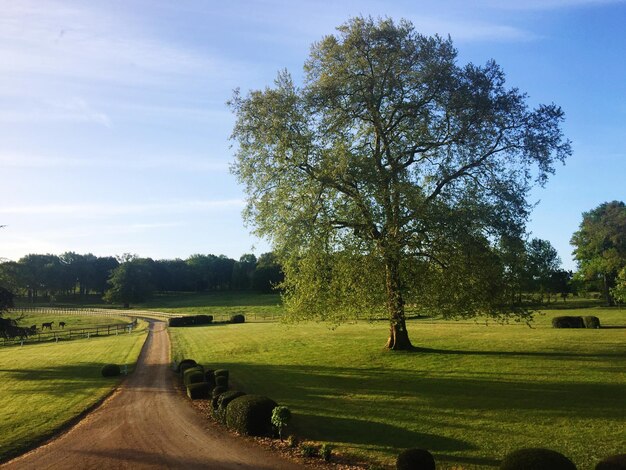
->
[101,364,121,377]
[396,448,435,470]
[500,448,576,470]
[169,315,214,327]
[225,395,277,436]
[187,382,210,400]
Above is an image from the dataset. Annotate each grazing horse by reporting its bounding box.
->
[41,322,54,330]
[59,321,66,329]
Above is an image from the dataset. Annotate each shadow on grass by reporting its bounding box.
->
[295,414,474,452]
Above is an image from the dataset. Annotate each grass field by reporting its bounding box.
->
[169,304,626,469]
[14,312,131,331]
[0,320,148,462]
[140,291,283,321]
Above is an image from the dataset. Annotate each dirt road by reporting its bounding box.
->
[3,321,303,469]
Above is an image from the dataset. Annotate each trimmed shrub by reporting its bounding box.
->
[215,375,229,388]
[195,314,213,325]
[582,316,601,329]
[500,448,576,470]
[214,369,229,380]
[204,369,216,386]
[225,395,277,436]
[181,365,203,381]
[552,316,585,328]
[596,454,626,470]
[177,359,197,373]
[230,314,245,324]
[186,382,210,399]
[101,364,121,377]
[211,385,228,408]
[215,391,246,423]
[396,448,435,470]
[184,370,206,386]
[301,444,317,458]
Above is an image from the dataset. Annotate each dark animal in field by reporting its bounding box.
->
[59,321,66,329]
[30,325,37,331]
[41,322,54,330]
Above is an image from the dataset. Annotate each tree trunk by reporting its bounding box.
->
[384,255,414,351]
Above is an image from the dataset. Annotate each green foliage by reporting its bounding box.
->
[211,385,228,408]
[186,382,210,399]
[287,434,299,448]
[320,443,333,462]
[271,406,292,440]
[214,369,229,379]
[225,395,277,436]
[571,201,626,305]
[300,443,318,458]
[230,16,570,349]
[215,391,246,423]
[595,454,626,470]
[610,267,626,306]
[552,316,585,328]
[230,314,245,324]
[204,369,216,386]
[169,315,213,327]
[100,363,121,377]
[499,448,576,470]
[215,375,228,388]
[396,448,435,470]
[103,257,155,306]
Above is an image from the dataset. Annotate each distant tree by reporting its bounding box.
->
[610,266,626,306]
[230,17,570,349]
[253,252,284,293]
[0,286,33,339]
[232,254,257,290]
[571,201,626,306]
[103,258,155,307]
[92,256,120,294]
[525,238,562,302]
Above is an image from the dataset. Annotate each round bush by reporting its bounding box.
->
[204,369,216,386]
[230,314,245,324]
[582,316,601,329]
[596,454,626,470]
[215,391,246,423]
[186,382,210,400]
[177,359,197,373]
[396,448,435,470]
[500,448,576,470]
[211,385,228,408]
[225,395,278,436]
[101,364,121,377]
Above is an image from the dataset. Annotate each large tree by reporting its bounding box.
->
[571,201,626,306]
[230,17,570,350]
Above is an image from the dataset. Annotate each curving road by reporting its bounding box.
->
[2,321,303,469]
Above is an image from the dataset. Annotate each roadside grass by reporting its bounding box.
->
[0,320,148,462]
[169,307,626,469]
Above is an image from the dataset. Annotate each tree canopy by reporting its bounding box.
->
[571,200,626,305]
[230,17,570,350]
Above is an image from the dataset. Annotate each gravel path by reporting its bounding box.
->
[2,320,303,469]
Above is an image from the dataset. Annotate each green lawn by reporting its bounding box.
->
[0,320,148,462]
[139,291,283,321]
[169,306,626,469]
[15,311,131,330]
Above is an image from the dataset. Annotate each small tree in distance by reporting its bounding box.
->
[104,256,155,307]
[230,17,570,350]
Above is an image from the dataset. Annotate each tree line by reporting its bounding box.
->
[0,252,284,304]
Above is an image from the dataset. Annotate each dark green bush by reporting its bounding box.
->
[204,369,216,386]
[181,365,203,380]
[214,391,246,423]
[186,382,210,399]
[596,454,626,470]
[230,314,245,324]
[396,448,435,470]
[582,316,601,329]
[215,375,228,388]
[101,364,121,377]
[184,370,206,386]
[214,369,229,380]
[500,448,576,470]
[552,316,585,328]
[169,315,214,327]
[225,395,277,436]
[300,444,317,457]
[321,443,333,462]
[211,385,228,408]
[177,358,197,373]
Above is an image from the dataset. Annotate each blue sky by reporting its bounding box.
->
[0,0,624,270]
